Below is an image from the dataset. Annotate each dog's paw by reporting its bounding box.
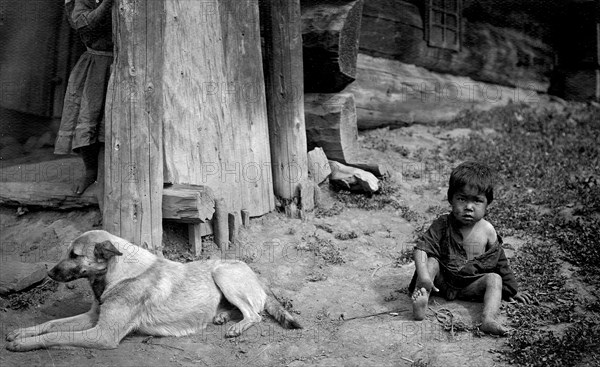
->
[213,312,231,325]
[6,339,35,352]
[225,325,242,338]
[6,329,27,342]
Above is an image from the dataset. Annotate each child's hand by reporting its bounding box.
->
[416,278,439,293]
[509,292,537,305]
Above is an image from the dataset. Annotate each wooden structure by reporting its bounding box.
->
[260,0,310,207]
[103,0,164,253]
[301,0,364,93]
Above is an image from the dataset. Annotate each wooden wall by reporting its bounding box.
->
[359,0,554,92]
[162,0,274,218]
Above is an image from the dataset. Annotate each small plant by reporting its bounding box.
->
[334,230,359,241]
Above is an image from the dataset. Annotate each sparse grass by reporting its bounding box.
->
[297,234,346,265]
[332,179,403,211]
[447,102,600,366]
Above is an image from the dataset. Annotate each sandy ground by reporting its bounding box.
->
[1,124,519,366]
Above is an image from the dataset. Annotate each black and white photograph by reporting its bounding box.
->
[1,0,599,366]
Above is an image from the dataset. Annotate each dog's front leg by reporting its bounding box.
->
[6,301,99,342]
[6,315,133,352]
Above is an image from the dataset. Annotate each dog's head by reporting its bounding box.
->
[48,231,123,282]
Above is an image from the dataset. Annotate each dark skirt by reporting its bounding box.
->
[54,51,112,154]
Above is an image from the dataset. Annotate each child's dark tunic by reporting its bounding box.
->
[408,214,518,300]
[54,0,113,154]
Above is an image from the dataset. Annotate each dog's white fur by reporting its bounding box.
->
[6,230,300,351]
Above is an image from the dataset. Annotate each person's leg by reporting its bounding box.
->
[412,257,440,320]
[74,143,100,195]
[458,273,506,335]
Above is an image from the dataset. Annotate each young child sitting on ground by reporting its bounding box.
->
[408,161,534,335]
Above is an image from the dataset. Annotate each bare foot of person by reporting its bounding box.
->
[412,287,429,321]
[481,318,509,336]
[73,169,97,195]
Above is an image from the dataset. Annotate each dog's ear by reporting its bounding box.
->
[94,240,123,261]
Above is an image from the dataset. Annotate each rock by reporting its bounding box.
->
[0,261,49,295]
[308,147,332,184]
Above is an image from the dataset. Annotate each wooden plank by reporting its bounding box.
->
[103,0,164,254]
[0,182,98,209]
[162,0,273,218]
[305,93,358,163]
[301,0,364,92]
[162,184,215,223]
[260,0,309,203]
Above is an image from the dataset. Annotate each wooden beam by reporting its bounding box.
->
[305,93,358,163]
[0,182,98,209]
[260,0,309,204]
[103,0,164,255]
[301,0,364,92]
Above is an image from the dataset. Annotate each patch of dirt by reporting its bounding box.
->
[1,112,589,367]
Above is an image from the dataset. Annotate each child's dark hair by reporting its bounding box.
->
[447,161,495,204]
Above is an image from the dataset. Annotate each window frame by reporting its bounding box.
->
[425,0,462,52]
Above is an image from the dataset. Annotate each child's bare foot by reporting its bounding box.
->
[412,287,429,321]
[481,319,509,336]
[73,170,97,195]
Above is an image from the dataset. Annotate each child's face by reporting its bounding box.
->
[449,185,488,226]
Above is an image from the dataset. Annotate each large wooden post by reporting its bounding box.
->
[260,0,309,206]
[104,0,164,254]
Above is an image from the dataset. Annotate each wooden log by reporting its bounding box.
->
[104,0,164,255]
[346,54,542,129]
[342,162,390,178]
[213,198,229,250]
[307,147,332,184]
[162,184,215,223]
[301,0,364,93]
[260,0,309,203]
[305,93,358,163]
[0,182,98,209]
[329,160,379,193]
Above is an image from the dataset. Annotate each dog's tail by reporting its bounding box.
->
[264,291,302,329]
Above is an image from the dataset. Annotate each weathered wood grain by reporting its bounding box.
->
[301,0,364,92]
[103,0,164,254]
[162,0,274,218]
[305,93,358,163]
[260,0,309,203]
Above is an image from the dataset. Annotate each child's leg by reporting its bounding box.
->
[74,143,100,195]
[458,273,507,335]
[412,256,440,320]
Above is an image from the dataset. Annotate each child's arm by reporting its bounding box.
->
[71,0,113,30]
